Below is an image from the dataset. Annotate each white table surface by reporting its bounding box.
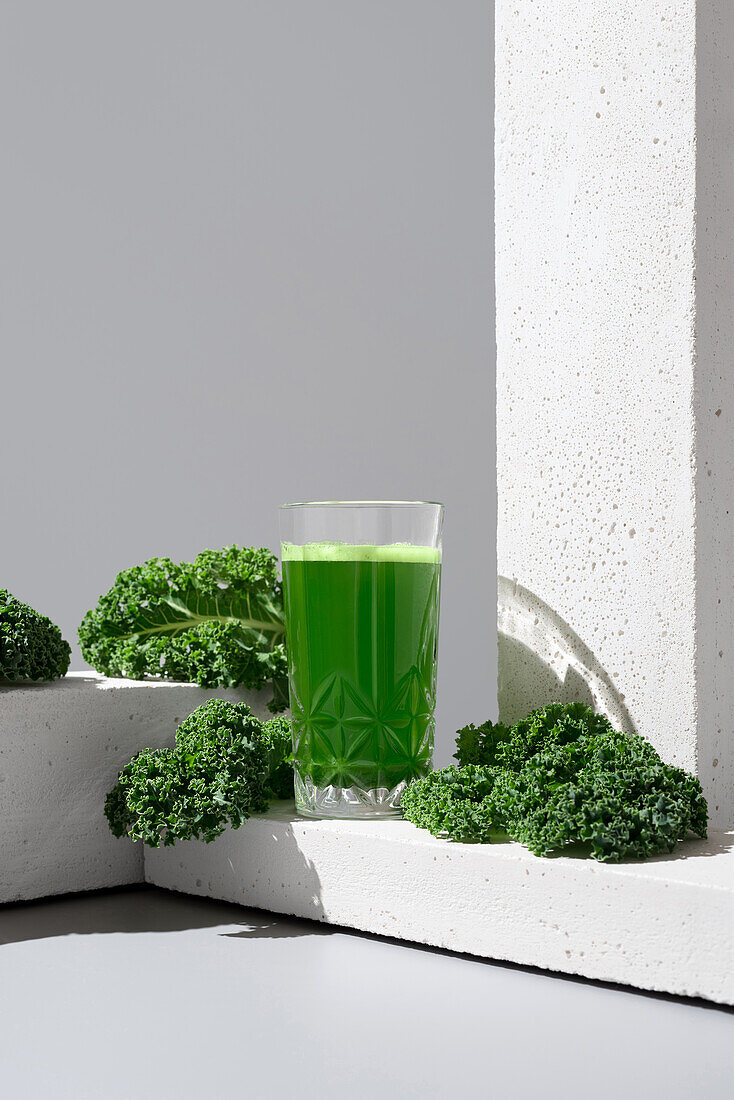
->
[1,887,732,1100]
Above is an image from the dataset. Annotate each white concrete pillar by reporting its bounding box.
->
[495,1,733,825]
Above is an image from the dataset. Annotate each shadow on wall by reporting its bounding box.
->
[497,576,636,736]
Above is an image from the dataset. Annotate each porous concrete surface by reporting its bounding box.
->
[145,805,734,1005]
[694,3,734,831]
[495,1,733,826]
[0,672,269,903]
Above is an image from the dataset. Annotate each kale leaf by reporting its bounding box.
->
[456,702,617,770]
[260,714,296,800]
[79,546,287,711]
[454,718,512,767]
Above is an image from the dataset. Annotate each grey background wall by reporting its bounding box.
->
[0,1,494,764]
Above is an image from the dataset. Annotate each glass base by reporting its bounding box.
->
[294,771,406,819]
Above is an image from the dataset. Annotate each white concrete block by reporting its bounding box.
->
[495,1,734,825]
[0,672,270,903]
[145,807,734,1005]
[694,2,734,833]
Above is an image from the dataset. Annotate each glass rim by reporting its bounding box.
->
[279,500,443,510]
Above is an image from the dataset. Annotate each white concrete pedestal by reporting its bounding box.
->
[0,673,269,903]
[2,675,732,1004]
[496,1,734,826]
[145,806,734,1005]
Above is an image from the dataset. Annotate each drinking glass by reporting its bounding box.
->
[279,501,443,818]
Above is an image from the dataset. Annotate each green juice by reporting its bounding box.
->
[282,542,441,806]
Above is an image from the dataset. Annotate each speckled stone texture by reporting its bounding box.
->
[3,676,731,1003]
[0,673,270,903]
[146,807,734,1005]
[495,1,734,825]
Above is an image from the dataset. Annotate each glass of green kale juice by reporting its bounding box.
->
[280,501,443,818]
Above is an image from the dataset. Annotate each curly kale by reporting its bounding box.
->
[455,702,615,769]
[454,718,511,767]
[105,748,189,847]
[501,743,708,862]
[497,702,619,769]
[105,699,294,847]
[401,765,506,842]
[407,703,708,862]
[261,714,295,800]
[79,546,287,711]
[0,590,71,682]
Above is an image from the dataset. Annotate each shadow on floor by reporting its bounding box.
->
[219,918,332,940]
[0,885,331,947]
[2,885,731,1015]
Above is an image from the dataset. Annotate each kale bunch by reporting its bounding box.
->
[400,765,505,842]
[403,703,708,862]
[105,699,294,847]
[501,737,708,862]
[0,589,71,682]
[79,546,288,711]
